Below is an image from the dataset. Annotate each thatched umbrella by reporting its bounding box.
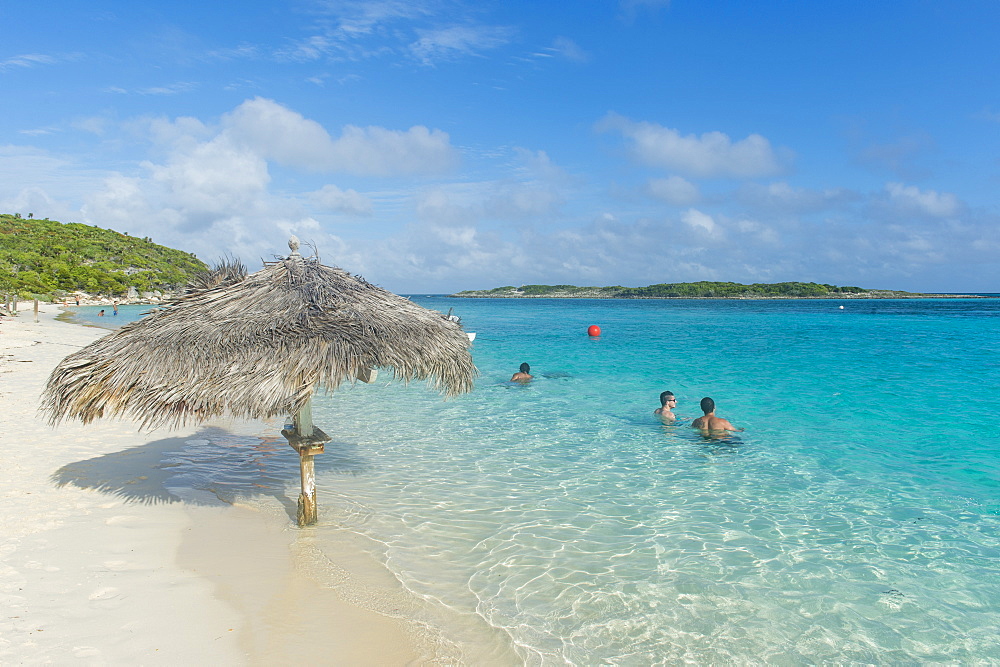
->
[41,237,477,524]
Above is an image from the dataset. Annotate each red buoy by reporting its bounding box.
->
[588,324,601,337]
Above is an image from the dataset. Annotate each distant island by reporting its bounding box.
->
[451,282,977,299]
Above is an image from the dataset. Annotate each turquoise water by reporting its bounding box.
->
[71,299,1000,662]
[63,303,155,327]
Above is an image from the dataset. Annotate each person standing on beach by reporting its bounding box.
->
[511,362,533,382]
[654,391,677,420]
[112,301,118,316]
[692,397,742,433]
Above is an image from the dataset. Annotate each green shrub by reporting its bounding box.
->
[0,214,208,299]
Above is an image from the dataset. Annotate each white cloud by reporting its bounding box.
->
[145,138,272,224]
[0,53,57,71]
[76,106,303,261]
[66,99,561,283]
[513,148,571,186]
[222,98,336,168]
[309,184,373,216]
[736,218,779,244]
[548,37,588,63]
[646,175,699,205]
[406,148,570,226]
[80,133,276,255]
[279,35,335,62]
[18,127,57,137]
[142,115,213,149]
[885,182,961,218]
[278,2,515,66]
[206,43,261,61]
[484,183,562,219]
[81,164,311,268]
[83,174,159,231]
[371,219,520,290]
[330,124,457,175]
[737,181,856,213]
[429,223,477,247]
[499,149,569,216]
[223,97,457,176]
[138,82,198,96]
[0,145,110,211]
[409,25,514,64]
[73,117,111,136]
[416,187,478,226]
[276,2,426,62]
[681,208,722,238]
[600,113,784,178]
[327,1,431,38]
[972,237,1000,252]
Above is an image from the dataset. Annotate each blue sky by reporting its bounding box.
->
[3,1,999,293]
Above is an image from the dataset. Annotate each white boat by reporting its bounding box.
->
[441,307,475,341]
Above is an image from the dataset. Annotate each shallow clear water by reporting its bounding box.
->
[64,303,156,328]
[74,298,1000,662]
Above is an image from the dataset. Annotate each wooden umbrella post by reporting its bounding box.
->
[281,397,331,526]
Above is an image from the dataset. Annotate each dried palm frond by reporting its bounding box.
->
[186,256,248,294]
[42,239,477,430]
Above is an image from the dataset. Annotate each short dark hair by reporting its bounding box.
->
[700,397,715,413]
[519,362,530,374]
[659,391,674,407]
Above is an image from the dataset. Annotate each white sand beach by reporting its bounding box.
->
[0,303,433,665]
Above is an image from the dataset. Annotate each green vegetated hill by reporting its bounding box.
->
[453,281,924,299]
[0,214,208,299]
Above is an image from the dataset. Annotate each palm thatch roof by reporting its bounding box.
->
[42,239,477,430]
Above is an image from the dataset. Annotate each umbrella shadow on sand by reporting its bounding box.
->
[51,426,372,520]
[41,238,476,526]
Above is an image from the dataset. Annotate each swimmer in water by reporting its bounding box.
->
[691,397,743,435]
[510,362,533,382]
[654,390,677,421]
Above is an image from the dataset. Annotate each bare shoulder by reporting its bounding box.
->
[717,418,743,432]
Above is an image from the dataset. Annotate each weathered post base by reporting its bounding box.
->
[281,425,331,527]
[296,442,322,525]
